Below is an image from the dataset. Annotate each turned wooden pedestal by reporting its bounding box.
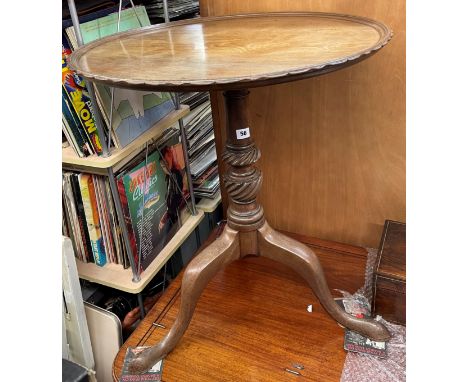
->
[68,12,393,373]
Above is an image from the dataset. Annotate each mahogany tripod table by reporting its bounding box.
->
[69,12,393,373]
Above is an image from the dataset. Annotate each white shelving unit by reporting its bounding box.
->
[63,0,208,317]
[76,210,204,293]
[62,105,190,173]
[196,192,221,213]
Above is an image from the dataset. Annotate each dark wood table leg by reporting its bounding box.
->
[258,221,391,341]
[128,88,389,374]
[221,89,389,341]
[128,226,240,373]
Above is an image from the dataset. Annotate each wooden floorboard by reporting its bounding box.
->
[113,228,368,381]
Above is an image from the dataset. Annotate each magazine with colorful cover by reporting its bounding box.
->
[119,151,172,272]
[104,179,126,267]
[93,175,116,264]
[62,85,93,157]
[132,133,191,229]
[120,346,164,382]
[79,174,107,266]
[62,34,103,155]
[116,177,139,269]
[88,176,109,264]
[159,141,189,223]
[62,173,86,262]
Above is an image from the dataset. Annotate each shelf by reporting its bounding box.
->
[62,105,190,174]
[197,192,221,213]
[76,209,204,293]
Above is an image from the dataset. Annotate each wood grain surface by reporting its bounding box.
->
[373,220,406,325]
[204,0,405,248]
[376,220,406,280]
[373,275,406,325]
[113,230,369,381]
[68,13,391,91]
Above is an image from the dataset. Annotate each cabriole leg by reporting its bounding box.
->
[128,226,240,373]
[258,221,391,341]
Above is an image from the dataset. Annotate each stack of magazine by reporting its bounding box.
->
[183,97,220,199]
[62,127,191,273]
[140,0,199,22]
[62,36,103,157]
[62,6,176,156]
[179,92,209,110]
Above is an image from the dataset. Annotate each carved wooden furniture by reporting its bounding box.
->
[69,13,393,373]
[201,1,406,249]
[112,228,375,381]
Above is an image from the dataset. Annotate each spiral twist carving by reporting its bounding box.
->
[222,145,260,167]
[224,169,262,204]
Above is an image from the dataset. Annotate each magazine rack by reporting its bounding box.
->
[68,12,393,372]
[63,0,206,318]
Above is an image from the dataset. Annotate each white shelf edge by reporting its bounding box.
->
[76,209,204,293]
[62,105,190,173]
[196,192,221,213]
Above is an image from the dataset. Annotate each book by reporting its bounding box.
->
[62,34,103,155]
[117,177,139,270]
[143,0,199,22]
[188,131,214,158]
[62,198,71,238]
[183,101,212,137]
[127,128,190,216]
[103,178,127,268]
[111,127,185,271]
[62,85,94,156]
[194,172,219,198]
[193,164,218,187]
[63,173,86,261]
[119,346,164,382]
[62,120,83,157]
[70,174,94,263]
[335,297,387,358]
[88,175,108,265]
[159,141,189,223]
[189,142,217,178]
[118,150,172,271]
[65,6,175,149]
[179,91,209,110]
[79,174,107,266]
[97,88,175,149]
[192,162,219,199]
[93,175,116,263]
[180,98,220,199]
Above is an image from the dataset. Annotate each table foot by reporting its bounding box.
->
[127,226,240,373]
[257,221,391,341]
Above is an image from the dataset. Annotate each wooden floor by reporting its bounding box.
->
[113,228,368,381]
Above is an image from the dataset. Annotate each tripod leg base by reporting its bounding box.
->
[128,226,240,373]
[258,222,391,341]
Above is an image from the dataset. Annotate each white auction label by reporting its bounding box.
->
[236,127,251,140]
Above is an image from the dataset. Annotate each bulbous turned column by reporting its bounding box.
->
[222,90,265,232]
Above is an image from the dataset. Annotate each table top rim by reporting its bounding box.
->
[68,12,393,92]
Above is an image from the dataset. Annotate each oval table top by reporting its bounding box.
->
[68,13,392,91]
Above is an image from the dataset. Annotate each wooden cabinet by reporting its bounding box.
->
[372,220,406,325]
